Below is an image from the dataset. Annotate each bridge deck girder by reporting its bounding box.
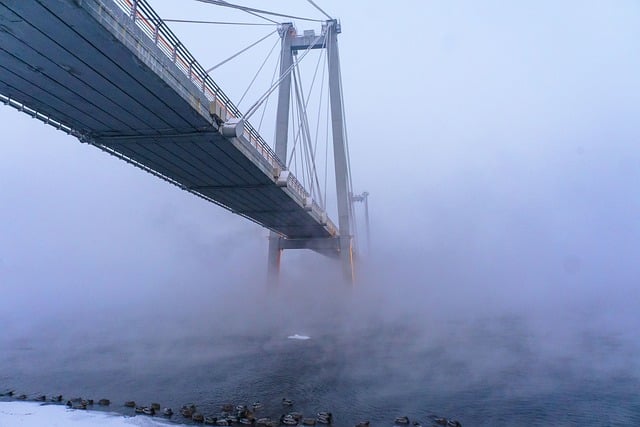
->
[0,0,339,244]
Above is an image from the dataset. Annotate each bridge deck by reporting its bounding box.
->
[0,0,337,242]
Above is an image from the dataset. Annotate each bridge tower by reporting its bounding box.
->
[267,20,355,283]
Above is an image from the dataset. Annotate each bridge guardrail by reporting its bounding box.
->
[113,0,325,225]
[114,0,281,167]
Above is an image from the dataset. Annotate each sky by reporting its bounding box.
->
[1,0,640,333]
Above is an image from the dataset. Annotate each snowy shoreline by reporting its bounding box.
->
[0,401,179,426]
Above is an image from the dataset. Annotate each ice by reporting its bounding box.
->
[287,334,310,340]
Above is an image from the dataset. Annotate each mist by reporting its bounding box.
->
[1,0,640,425]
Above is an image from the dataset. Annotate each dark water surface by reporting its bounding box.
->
[1,296,640,426]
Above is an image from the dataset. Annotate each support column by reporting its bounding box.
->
[267,23,295,284]
[326,20,355,283]
[267,234,282,284]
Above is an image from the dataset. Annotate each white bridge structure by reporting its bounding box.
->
[0,0,364,282]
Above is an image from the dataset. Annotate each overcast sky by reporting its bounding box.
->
[1,0,639,329]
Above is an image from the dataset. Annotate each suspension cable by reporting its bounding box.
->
[238,36,280,107]
[194,0,324,23]
[205,29,277,73]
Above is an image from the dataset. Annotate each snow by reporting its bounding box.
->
[0,402,178,427]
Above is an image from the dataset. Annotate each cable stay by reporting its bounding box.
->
[237,37,280,108]
[162,19,274,26]
[292,68,313,197]
[311,49,329,209]
[258,58,281,134]
[306,38,327,159]
[243,33,326,121]
[194,0,324,23]
[292,64,323,208]
[323,81,330,209]
[327,35,356,224]
[289,87,308,191]
[305,0,333,20]
[196,0,279,24]
[205,29,277,73]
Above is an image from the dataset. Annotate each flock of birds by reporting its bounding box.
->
[0,390,462,427]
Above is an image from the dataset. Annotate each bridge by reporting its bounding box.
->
[0,0,359,280]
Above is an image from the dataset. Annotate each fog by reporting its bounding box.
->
[1,0,640,423]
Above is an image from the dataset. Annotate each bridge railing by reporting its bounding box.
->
[114,0,281,168]
[113,0,326,224]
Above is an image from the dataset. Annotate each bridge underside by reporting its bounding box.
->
[0,0,338,245]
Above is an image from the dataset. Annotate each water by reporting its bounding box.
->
[1,295,640,426]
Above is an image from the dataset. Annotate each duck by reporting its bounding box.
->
[34,395,46,402]
[82,399,94,406]
[221,403,234,413]
[204,416,217,425]
[180,405,194,418]
[163,407,174,416]
[447,421,462,427]
[316,412,332,424]
[252,401,263,410]
[135,406,146,414]
[395,415,410,424]
[98,399,110,406]
[192,412,205,423]
[282,398,294,406]
[256,417,273,426]
[216,419,231,426]
[281,414,298,425]
[288,412,303,421]
[69,400,87,410]
[150,403,161,411]
[239,418,254,425]
[16,394,27,400]
[124,401,136,408]
[413,422,423,427]
[143,407,155,416]
[51,395,63,402]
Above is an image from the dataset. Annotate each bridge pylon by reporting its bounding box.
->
[267,20,355,284]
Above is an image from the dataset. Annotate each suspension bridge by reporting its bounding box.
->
[0,0,365,281]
